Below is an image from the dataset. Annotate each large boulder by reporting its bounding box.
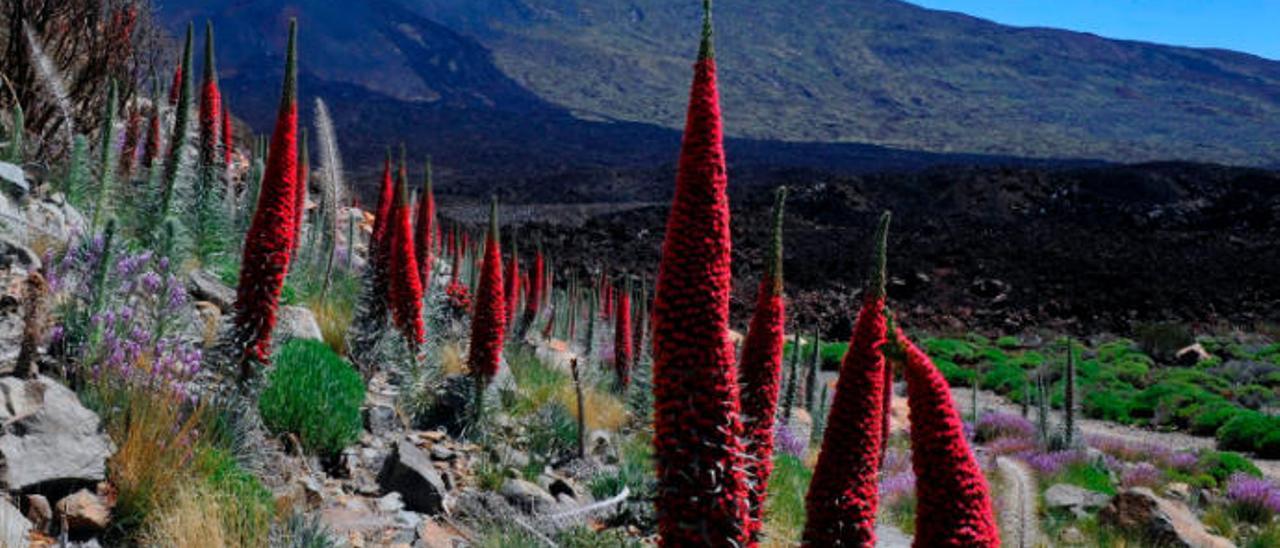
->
[499,478,556,514]
[0,497,31,548]
[1045,483,1110,518]
[186,269,235,311]
[0,376,115,492]
[277,305,323,342]
[378,440,446,515]
[0,162,28,196]
[1099,487,1234,548]
[56,489,111,535]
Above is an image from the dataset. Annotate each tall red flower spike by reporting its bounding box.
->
[737,187,787,545]
[168,63,183,106]
[803,212,891,547]
[522,248,544,330]
[504,233,520,326]
[613,282,633,388]
[231,20,298,379]
[371,152,395,277]
[650,3,749,545]
[222,106,233,167]
[198,21,222,171]
[291,131,309,254]
[414,158,436,290]
[387,155,425,346]
[118,104,143,179]
[467,198,506,383]
[897,330,1000,547]
[142,102,162,169]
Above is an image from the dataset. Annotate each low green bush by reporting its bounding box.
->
[1258,430,1280,459]
[259,339,365,457]
[1217,412,1280,454]
[1191,402,1243,436]
[1197,450,1262,485]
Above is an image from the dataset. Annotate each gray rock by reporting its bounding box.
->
[1045,483,1110,518]
[0,162,27,196]
[1099,487,1234,548]
[499,478,556,514]
[496,445,530,469]
[365,404,399,438]
[429,445,456,462]
[0,236,39,271]
[376,492,406,513]
[277,305,323,342]
[24,494,50,533]
[0,497,31,548]
[0,376,115,491]
[186,269,235,311]
[379,440,446,515]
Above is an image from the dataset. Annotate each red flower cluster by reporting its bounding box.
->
[651,3,749,544]
[467,200,506,382]
[613,287,632,388]
[803,212,891,546]
[198,21,222,170]
[414,160,436,290]
[118,105,142,179]
[291,133,309,254]
[168,64,183,107]
[446,281,472,316]
[737,187,787,543]
[231,20,298,378]
[504,237,520,326]
[387,160,425,346]
[898,331,1000,547]
[222,107,233,167]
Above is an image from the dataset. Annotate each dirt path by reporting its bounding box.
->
[995,456,1046,548]
[950,386,1280,481]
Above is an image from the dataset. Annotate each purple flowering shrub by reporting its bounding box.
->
[975,411,1035,443]
[1226,473,1280,523]
[774,419,808,459]
[1119,462,1164,489]
[48,237,201,399]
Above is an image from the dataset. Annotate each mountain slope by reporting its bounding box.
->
[404,0,1280,165]
[160,0,1280,180]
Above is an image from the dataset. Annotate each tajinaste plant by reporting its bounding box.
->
[803,212,890,546]
[413,158,436,291]
[91,80,119,230]
[613,280,633,390]
[158,24,195,225]
[348,154,395,365]
[736,187,787,544]
[387,154,425,347]
[650,3,749,543]
[228,21,298,380]
[466,197,506,384]
[898,330,999,547]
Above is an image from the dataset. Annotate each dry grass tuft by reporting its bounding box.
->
[441,341,466,375]
[556,384,627,431]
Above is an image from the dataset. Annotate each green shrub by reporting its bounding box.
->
[1259,430,1280,459]
[1197,450,1262,485]
[995,336,1020,349]
[1236,384,1276,410]
[981,362,1026,394]
[923,338,979,363]
[259,339,365,457]
[935,357,976,387]
[1052,462,1116,496]
[1217,412,1279,454]
[1191,403,1242,436]
[1082,388,1137,423]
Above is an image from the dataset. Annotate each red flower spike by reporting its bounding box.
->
[898,331,1000,547]
[802,211,892,547]
[504,232,520,326]
[231,20,298,378]
[467,198,506,382]
[142,102,162,169]
[613,282,633,388]
[737,187,787,545]
[371,152,395,275]
[414,158,436,290]
[387,156,425,346]
[118,104,143,179]
[198,21,222,171]
[168,63,183,106]
[651,3,749,544]
[222,107,233,167]
[291,130,309,254]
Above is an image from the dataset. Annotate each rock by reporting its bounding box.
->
[276,305,323,341]
[56,489,111,535]
[588,430,616,462]
[416,518,465,548]
[0,497,31,547]
[21,197,87,243]
[536,474,580,501]
[297,475,326,510]
[496,445,530,469]
[1165,482,1192,502]
[379,440,446,515]
[499,479,556,514]
[376,492,406,513]
[0,162,27,196]
[25,494,51,533]
[1044,484,1110,518]
[1059,526,1087,545]
[0,376,115,491]
[365,404,400,438]
[186,269,235,311]
[0,236,39,271]
[1099,487,1234,548]
[1175,344,1212,367]
[429,445,456,462]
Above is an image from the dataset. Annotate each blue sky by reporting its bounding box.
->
[910,1,1280,60]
